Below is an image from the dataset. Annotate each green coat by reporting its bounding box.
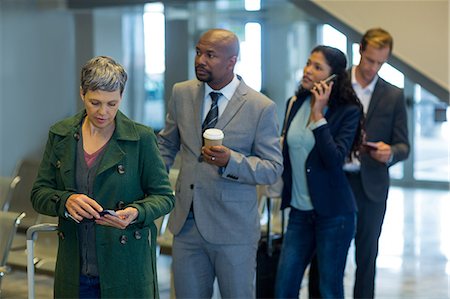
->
[31,110,175,298]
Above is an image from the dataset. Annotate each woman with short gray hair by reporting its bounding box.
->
[31,56,175,298]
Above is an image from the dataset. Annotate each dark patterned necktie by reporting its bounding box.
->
[202,92,222,131]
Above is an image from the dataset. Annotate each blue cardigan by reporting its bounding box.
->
[280,94,361,217]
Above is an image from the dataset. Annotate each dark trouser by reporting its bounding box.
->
[347,172,387,299]
[79,275,100,299]
[308,255,321,299]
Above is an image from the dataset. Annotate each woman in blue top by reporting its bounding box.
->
[275,45,363,298]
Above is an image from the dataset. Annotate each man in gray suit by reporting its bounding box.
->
[348,28,410,298]
[158,28,283,298]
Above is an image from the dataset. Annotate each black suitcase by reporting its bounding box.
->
[256,196,285,299]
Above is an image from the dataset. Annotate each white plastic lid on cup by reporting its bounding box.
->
[203,128,224,140]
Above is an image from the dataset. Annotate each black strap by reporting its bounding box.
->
[265,196,285,256]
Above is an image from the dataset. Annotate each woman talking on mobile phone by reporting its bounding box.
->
[275,45,364,299]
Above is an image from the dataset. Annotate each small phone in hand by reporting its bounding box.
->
[322,74,337,85]
[99,209,118,217]
[362,142,378,151]
[311,74,337,91]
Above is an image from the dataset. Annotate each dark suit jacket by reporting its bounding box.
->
[280,94,361,217]
[359,76,410,202]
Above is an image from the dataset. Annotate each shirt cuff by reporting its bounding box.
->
[308,118,327,130]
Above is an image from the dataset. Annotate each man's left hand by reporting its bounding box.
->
[369,141,392,163]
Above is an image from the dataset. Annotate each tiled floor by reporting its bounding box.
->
[1,186,449,298]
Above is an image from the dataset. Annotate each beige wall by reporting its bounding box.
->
[314,0,449,92]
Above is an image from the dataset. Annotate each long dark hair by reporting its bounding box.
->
[296,45,364,157]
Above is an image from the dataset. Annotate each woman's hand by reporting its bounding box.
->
[95,207,138,229]
[65,193,103,222]
[310,80,334,122]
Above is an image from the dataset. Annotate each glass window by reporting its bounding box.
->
[414,84,449,182]
[143,3,165,131]
[245,0,261,11]
[352,43,360,66]
[215,0,246,10]
[322,25,347,55]
[235,22,262,91]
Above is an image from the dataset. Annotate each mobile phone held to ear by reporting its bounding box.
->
[311,74,337,91]
[322,74,337,85]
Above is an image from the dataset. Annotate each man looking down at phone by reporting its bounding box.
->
[348,28,410,299]
[31,56,174,298]
[274,45,364,298]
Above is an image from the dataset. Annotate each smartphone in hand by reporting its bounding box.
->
[99,209,118,217]
[311,74,337,91]
[322,74,337,85]
[362,142,378,151]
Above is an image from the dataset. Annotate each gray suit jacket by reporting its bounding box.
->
[158,76,283,245]
[360,77,410,202]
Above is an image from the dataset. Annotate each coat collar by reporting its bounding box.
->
[49,110,139,186]
[50,109,140,141]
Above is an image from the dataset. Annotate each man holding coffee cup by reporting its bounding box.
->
[203,128,224,148]
[158,28,283,298]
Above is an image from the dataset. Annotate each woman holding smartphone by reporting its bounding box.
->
[31,56,174,298]
[275,45,364,298]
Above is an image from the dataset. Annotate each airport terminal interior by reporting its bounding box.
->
[0,0,449,298]
[2,187,449,298]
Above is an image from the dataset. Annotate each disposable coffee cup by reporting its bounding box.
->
[203,128,224,147]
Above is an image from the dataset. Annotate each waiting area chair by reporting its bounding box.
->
[5,159,42,231]
[0,176,20,212]
[2,158,58,275]
[156,214,173,256]
[0,211,26,296]
[26,223,58,299]
[155,168,178,256]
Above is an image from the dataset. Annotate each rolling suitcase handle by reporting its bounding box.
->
[256,196,285,298]
[264,196,285,256]
[26,223,58,299]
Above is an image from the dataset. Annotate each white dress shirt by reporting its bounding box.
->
[343,66,379,172]
[202,75,240,122]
